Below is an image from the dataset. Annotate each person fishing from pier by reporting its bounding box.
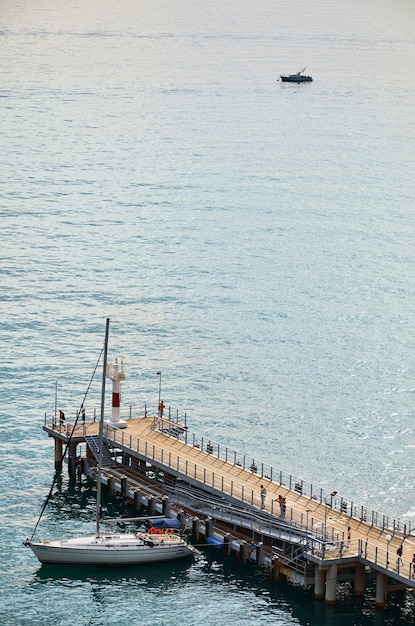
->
[275,494,286,517]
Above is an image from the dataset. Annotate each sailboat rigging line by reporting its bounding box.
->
[29,338,106,541]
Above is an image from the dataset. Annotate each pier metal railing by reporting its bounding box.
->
[306,537,415,582]
[97,422,379,547]
[44,407,412,538]
[149,414,412,537]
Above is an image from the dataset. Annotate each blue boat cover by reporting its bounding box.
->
[150,517,181,529]
[207,536,223,547]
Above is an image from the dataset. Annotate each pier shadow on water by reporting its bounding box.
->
[24,477,415,626]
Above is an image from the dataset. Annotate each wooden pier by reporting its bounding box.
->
[45,410,415,608]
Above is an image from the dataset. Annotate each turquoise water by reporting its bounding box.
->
[1,0,415,623]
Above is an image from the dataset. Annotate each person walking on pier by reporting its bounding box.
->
[260,484,267,509]
[347,525,351,548]
[81,405,86,422]
[396,545,403,569]
[158,400,165,418]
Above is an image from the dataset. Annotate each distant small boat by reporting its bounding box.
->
[280,68,313,83]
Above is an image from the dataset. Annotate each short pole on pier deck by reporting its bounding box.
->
[314,567,325,600]
[325,564,337,605]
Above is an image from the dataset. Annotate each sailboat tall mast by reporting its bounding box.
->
[96,317,110,537]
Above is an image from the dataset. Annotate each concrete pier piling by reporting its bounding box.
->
[133,488,141,509]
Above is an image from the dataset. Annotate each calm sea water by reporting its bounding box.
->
[1,0,415,623]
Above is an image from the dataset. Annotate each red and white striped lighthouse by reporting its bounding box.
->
[106,358,127,428]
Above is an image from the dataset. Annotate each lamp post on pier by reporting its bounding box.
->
[385,533,392,569]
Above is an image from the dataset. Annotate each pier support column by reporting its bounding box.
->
[177,509,186,529]
[147,494,155,515]
[107,475,115,495]
[68,442,77,476]
[80,457,88,475]
[354,564,366,597]
[192,517,200,540]
[375,572,387,608]
[121,475,129,498]
[256,542,264,566]
[325,564,337,605]
[239,540,248,564]
[314,567,326,601]
[223,533,231,556]
[162,496,170,517]
[205,517,213,538]
[272,556,284,580]
[133,489,141,510]
[54,438,63,471]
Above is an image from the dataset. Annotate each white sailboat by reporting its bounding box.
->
[24,318,197,566]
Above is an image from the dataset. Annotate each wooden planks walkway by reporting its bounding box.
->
[51,414,415,586]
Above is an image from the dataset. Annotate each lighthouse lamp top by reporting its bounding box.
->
[106,357,126,381]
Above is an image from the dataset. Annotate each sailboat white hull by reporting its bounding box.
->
[24,532,196,566]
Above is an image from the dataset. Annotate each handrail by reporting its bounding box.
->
[43,410,412,537]
[306,538,415,581]
[103,422,344,545]
[152,416,411,536]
